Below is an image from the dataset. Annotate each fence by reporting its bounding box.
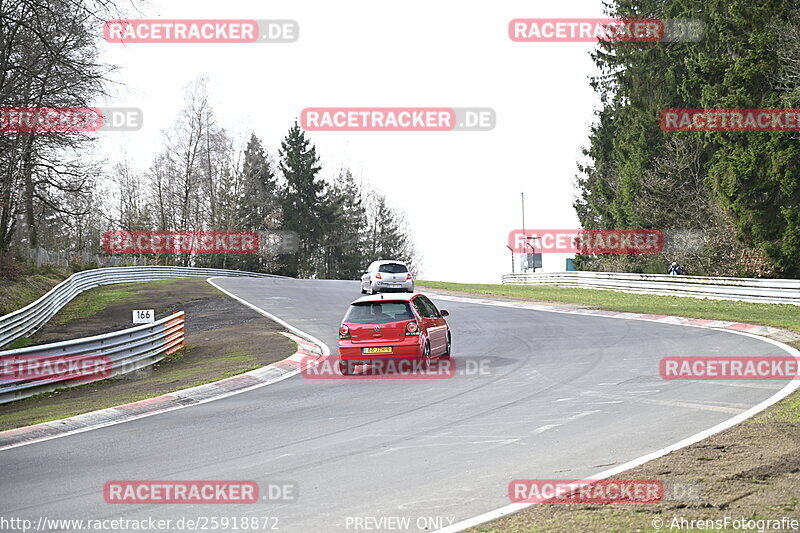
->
[501,271,800,305]
[0,266,276,349]
[0,311,184,404]
[21,247,148,268]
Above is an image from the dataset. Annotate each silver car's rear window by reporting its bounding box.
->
[378,263,409,274]
[344,302,413,324]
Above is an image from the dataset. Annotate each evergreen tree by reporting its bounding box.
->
[235,134,279,271]
[276,122,323,277]
[574,0,797,276]
[239,134,278,230]
[318,169,368,279]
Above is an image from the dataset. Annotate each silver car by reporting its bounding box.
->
[360,260,414,294]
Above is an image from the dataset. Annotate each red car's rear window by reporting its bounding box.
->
[344,302,414,324]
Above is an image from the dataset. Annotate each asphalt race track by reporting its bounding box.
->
[1,277,792,532]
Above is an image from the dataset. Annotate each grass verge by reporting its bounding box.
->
[48,278,186,326]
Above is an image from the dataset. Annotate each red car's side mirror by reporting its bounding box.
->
[440,310,449,317]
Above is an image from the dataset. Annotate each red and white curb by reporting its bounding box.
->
[0,327,327,451]
[425,290,800,533]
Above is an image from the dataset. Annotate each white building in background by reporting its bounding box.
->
[513,252,575,274]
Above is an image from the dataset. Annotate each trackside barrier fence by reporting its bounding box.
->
[0,312,185,404]
[0,266,277,348]
[501,272,800,305]
[0,266,278,403]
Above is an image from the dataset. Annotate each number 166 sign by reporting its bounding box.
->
[133,309,155,324]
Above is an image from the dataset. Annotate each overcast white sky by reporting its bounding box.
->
[95,0,606,283]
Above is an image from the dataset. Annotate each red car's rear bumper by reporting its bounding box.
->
[338,337,423,361]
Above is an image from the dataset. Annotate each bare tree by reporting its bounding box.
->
[0,0,112,271]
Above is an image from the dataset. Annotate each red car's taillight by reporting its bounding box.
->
[406,273,412,279]
[405,321,419,336]
[339,325,350,339]
[375,272,382,279]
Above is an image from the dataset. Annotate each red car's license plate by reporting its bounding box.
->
[363,347,393,354]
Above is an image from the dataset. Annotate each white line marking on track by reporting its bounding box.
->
[372,439,521,456]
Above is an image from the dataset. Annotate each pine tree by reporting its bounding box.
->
[318,169,368,279]
[239,134,278,230]
[277,122,323,277]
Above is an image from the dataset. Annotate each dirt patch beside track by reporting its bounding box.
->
[473,404,800,532]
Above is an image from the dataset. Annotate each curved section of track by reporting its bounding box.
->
[0,278,792,532]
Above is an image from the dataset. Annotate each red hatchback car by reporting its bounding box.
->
[337,293,451,374]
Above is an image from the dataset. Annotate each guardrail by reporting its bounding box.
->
[0,311,185,404]
[501,272,800,305]
[0,266,277,349]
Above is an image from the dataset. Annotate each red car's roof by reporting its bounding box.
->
[352,293,420,304]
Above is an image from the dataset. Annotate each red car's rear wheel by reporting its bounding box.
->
[440,333,451,359]
[421,341,432,369]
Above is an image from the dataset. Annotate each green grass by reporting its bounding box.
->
[5,337,33,350]
[49,278,190,325]
[49,283,142,325]
[0,379,192,429]
[126,278,193,286]
[779,497,799,512]
[0,271,67,316]
[769,392,800,423]
[417,280,800,332]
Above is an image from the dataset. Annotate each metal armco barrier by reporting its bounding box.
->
[501,271,800,305]
[0,311,185,404]
[0,266,276,349]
